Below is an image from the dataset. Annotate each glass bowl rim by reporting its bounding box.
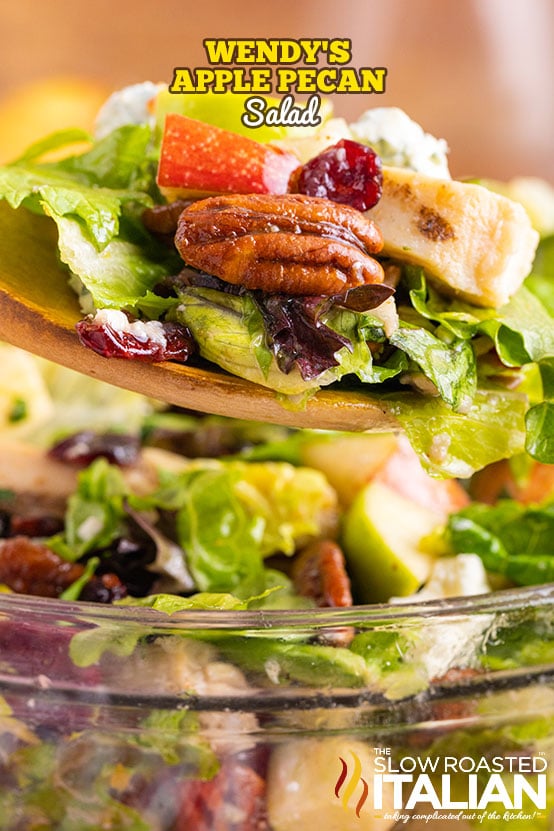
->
[1,582,553,631]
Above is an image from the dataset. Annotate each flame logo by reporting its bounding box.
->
[335,752,369,817]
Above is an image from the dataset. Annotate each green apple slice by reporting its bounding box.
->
[341,481,442,603]
[300,433,398,507]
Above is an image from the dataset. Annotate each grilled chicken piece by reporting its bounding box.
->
[369,166,539,308]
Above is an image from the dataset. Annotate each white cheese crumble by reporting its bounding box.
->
[392,555,493,681]
[350,107,450,179]
[371,295,399,338]
[94,81,164,139]
[409,553,491,601]
[93,309,167,346]
[76,515,104,542]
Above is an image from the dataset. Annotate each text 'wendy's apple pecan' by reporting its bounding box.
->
[174,193,385,296]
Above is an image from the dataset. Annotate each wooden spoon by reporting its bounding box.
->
[0,202,398,432]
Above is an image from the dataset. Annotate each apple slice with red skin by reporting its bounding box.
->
[157,113,300,200]
[373,435,470,516]
[300,433,469,515]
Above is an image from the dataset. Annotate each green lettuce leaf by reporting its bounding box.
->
[349,629,428,698]
[0,164,128,247]
[390,322,476,410]
[130,459,336,594]
[0,125,159,249]
[171,467,266,595]
[405,266,554,369]
[0,125,181,313]
[216,637,375,688]
[362,267,553,466]
[175,287,381,397]
[478,285,554,368]
[121,591,257,613]
[525,234,554,316]
[446,498,554,585]
[384,389,527,477]
[50,123,158,192]
[481,619,554,671]
[526,401,554,462]
[49,458,129,562]
[54,213,178,311]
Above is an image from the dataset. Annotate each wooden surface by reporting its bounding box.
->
[0,202,399,432]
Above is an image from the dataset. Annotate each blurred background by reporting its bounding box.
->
[0,0,552,181]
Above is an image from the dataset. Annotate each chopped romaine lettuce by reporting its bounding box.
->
[0,130,153,247]
[390,322,476,410]
[384,389,527,478]
[133,459,336,594]
[0,124,181,314]
[175,287,382,396]
[55,214,179,312]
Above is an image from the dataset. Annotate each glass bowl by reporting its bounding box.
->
[1,585,553,830]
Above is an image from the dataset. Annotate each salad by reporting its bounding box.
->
[0,82,553,829]
[0,348,553,828]
[0,84,552,479]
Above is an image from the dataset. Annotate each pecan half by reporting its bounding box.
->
[142,198,194,236]
[292,539,353,608]
[0,537,84,597]
[175,193,384,296]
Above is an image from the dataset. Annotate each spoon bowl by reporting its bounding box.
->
[0,201,398,432]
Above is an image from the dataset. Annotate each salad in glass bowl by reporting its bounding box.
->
[0,81,552,829]
[0,346,552,828]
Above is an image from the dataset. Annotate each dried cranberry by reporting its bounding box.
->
[0,510,11,538]
[79,572,128,603]
[76,316,195,363]
[49,431,140,468]
[10,513,65,538]
[292,139,383,212]
[90,536,158,598]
